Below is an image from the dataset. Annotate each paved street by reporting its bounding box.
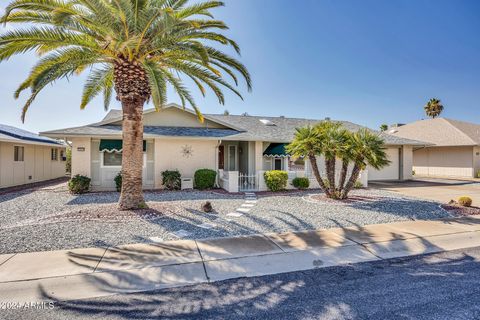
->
[3,247,480,320]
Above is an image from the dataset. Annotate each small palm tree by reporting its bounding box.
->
[424,98,444,119]
[316,121,347,198]
[341,129,390,199]
[1,0,251,210]
[380,124,388,132]
[286,126,331,196]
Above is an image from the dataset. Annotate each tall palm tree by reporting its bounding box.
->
[0,0,251,210]
[424,98,444,119]
[286,126,331,197]
[341,129,390,199]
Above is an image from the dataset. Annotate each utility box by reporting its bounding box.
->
[181,178,193,190]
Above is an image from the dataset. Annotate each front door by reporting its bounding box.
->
[218,146,224,170]
[228,145,237,171]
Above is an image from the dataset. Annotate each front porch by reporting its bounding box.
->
[216,140,369,193]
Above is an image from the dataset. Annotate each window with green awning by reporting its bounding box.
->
[99,139,146,152]
[263,143,290,157]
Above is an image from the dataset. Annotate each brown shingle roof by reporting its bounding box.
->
[391,118,480,146]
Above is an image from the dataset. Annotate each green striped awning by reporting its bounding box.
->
[263,143,289,157]
[99,139,146,152]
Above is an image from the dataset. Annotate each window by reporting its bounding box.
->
[14,146,24,162]
[103,152,122,166]
[60,150,66,161]
[51,148,58,161]
[274,158,282,170]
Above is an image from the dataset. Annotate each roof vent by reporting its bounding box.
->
[259,119,276,126]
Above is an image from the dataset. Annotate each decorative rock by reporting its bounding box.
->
[202,201,213,213]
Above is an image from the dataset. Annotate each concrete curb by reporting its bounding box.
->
[1,215,480,302]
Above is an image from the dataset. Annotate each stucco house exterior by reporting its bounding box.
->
[41,104,424,192]
[0,124,66,189]
[390,118,480,178]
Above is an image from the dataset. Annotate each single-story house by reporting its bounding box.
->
[41,104,425,192]
[0,124,66,189]
[390,118,480,178]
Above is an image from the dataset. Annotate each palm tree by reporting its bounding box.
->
[316,121,347,198]
[286,126,331,197]
[379,124,388,132]
[0,0,251,210]
[424,98,444,119]
[341,129,390,199]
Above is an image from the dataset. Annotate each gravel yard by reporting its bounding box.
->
[0,183,451,254]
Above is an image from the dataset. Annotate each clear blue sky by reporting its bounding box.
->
[1,0,479,133]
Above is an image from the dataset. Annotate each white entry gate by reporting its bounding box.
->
[239,173,257,191]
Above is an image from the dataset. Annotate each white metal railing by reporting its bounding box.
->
[239,172,257,191]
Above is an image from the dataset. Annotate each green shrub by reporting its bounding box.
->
[264,170,288,192]
[194,169,216,190]
[458,196,473,207]
[292,177,309,189]
[354,180,363,189]
[476,170,480,178]
[68,175,91,194]
[114,172,122,192]
[412,170,416,176]
[162,170,181,190]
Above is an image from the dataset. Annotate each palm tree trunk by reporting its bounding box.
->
[118,99,146,210]
[325,157,336,197]
[341,163,361,199]
[308,154,330,197]
[338,159,349,192]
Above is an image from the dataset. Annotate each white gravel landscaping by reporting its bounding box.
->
[0,183,451,254]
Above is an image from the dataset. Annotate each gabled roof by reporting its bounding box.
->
[207,114,426,145]
[390,118,480,147]
[41,106,426,146]
[0,124,62,146]
[96,103,244,131]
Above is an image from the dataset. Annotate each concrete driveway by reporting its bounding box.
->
[370,178,480,205]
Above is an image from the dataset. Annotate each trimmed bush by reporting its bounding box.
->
[264,170,288,192]
[162,170,181,190]
[292,177,310,190]
[458,196,473,207]
[68,175,91,194]
[114,172,122,192]
[194,169,216,190]
[354,180,363,189]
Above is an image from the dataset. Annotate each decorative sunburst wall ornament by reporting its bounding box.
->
[181,145,194,158]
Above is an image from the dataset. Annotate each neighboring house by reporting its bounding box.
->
[0,124,66,189]
[391,118,480,179]
[41,104,424,192]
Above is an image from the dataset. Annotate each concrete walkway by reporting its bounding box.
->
[2,215,480,303]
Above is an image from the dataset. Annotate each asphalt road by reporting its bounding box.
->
[3,247,480,320]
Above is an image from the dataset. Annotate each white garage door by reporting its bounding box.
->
[368,148,400,181]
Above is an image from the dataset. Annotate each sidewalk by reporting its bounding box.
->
[2,215,480,302]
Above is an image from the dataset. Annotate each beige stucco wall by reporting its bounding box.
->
[413,146,475,178]
[111,107,227,129]
[0,141,66,188]
[71,137,92,177]
[154,138,218,188]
